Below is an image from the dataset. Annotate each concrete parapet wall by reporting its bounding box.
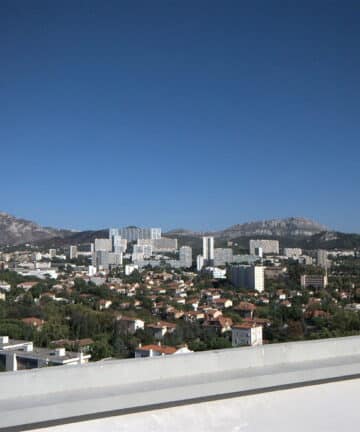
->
[1,335,360,400]
[2,335,360,430]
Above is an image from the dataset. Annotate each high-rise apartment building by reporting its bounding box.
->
[249,239,279,255]
[283,248,303,258]
[196,255,205,271]
[202,236,214,265]
[92,239,112,267]
[93,251,123,270]
[152,238,178,252]
[136,237,177,252]
[109,229,128,254]
[119,227,162,242]
[93,251,109,270]
[317,250,330,269]
[108,252,123,267]
[109,228,120,239]
[149,228,161,240]
[229,265,265,292]
[179,246,192,268]
[214,248,233,266]
[132,244,153,262]
[113,236,127,254]
[94,238,112,252]
[69,245,78,260]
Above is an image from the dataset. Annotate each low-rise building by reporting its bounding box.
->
[50,338,94,352]
[0,336,90,372]
[125,264,139,276]
[232,323,263,347]
[203,316,233,334]
[300,274,328,290]
[234,302,256,319]
[264,267,286,280]
[116,316,145,334]
[205,267,227,279]
[17,281,38,291]
[212,298,233,309]
[14,268,58,279]
[0,281,11,292]
[21,317,45,330]
[98,299,112,310]
[146,321,177,340]
[134,343,192,358]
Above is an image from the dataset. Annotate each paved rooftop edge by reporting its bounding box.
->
[1,336,360,430]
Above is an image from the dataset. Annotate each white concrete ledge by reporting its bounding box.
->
[1,336,360,431]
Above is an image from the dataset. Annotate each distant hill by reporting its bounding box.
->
[166,218,360,251]
[0,212,73,246]
[300,231,360,250]
[216,217,328,239]
[34,229,109,249]
[165,217,328,239]
[1,212,359,251]
[165,229,200,237]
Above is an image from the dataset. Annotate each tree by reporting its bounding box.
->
[35,321,69,347]
[112,335,130,358]
[90,338,113,361]
[0,301,6,320]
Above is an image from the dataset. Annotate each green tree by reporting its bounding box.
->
[90,338,113,361]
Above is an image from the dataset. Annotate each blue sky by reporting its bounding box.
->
[1,1,359,232]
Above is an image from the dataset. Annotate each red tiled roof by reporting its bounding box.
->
[21,317,45,326]
[147,320,176,329]
[235,302,256,311]
[243,317,271,326]
[232,322,262,329]
[137,344,176,355]
[214,298,231,304]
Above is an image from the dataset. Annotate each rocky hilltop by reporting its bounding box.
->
[0,213,338,248]
[217,217,328,239]
[166,217,328,239]
[0,212,72,246]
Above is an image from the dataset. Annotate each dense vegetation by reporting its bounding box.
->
[1,252,360,363]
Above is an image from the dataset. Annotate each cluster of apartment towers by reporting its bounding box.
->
[90,227,192,274]
[88,227,277,293]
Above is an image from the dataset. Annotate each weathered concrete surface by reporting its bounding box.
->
[1,336,360,430]
[30,378,360,432]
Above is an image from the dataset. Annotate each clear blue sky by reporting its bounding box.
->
[1,1,359,232]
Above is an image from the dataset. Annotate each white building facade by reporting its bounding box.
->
[249,239,279,255]
[230,265,264,292]
[232,323,263,346]
[202,236,214,265]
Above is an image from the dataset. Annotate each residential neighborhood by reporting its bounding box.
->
[1,226,360,372]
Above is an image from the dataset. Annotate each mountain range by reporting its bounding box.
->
[0,212,72,246]
[166,217,328,239]
[0,212,359,250]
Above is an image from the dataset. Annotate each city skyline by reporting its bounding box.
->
[1,2,360,429]
[1,1,359,232]
[0,209,359,235]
